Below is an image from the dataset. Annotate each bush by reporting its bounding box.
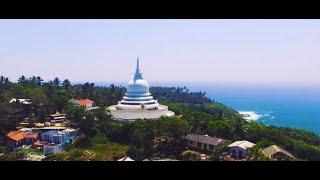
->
[90,133,108,145]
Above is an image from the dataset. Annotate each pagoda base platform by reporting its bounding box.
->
[107,104,175,121]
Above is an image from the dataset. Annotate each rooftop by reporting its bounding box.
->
[228,140,256,149]
[184,134,224,146]
[77,99,94,106]
[50,112,66,117]
[262,145,294,159]
[33,140,49,147]
[7,130,37,142]
[42,128,77,136]
[118,156,134,161]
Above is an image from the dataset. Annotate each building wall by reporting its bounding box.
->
[24,138,36,145]
[6,138,36,149]
[186,140,217,151]
[230,147,247,159]
[43,144,63,155]
[61,134,75,144]
[6,139,21,149]
[272,152,293,161]
[85,103,93,108]
[187,140,199,149]
[109,105,175,120]
[41,133,61,144]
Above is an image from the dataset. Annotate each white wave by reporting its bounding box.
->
[263,111,273,117]
[269,116,275,120]
[239,111,263,121]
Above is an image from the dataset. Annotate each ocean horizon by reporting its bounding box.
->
[90,81,320,135]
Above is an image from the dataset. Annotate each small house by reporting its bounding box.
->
[71,98,94,108]
[40,128,78,145]
[39,128,78,154]
[184,134,225,152]
[33,140,64,155]
[6,130,38,150]
[262,145,295,161]
[228,140,256,159]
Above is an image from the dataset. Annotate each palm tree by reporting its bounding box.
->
[62,79,71,90]
[18,75,26,85]
[53,77,61,87]
[233,117,247,140]
[36,76,43,86]
[43,81,55,97]
[82,82,94,98]
[4,77,9,85]
[0,76,4,84]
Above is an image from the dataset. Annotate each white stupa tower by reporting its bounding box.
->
[108,57,175,121]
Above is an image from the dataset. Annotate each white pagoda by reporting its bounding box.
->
[107,58,174,121]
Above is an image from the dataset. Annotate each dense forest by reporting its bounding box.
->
[1,75,320,161]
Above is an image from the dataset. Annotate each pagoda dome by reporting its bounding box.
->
[107,57,175,120]
[126,57,150,96]
[127,79,150,95]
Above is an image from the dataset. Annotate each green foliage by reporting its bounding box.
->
[46,136,129,161]
[232,116,248,140]
[150,86,212,104]
[211,143,230,161]
[2,75,320,161]
[79,113,98,138]
[183,152,199,161]
[209,102,240,119]
[247,145,272,161]
[66,105,86,127]
[90,133,108,145]
[0,146,4,154]
[160,116,188,139]
[127,145,148,160]
[0,152,22,161]
[0,115,21,134]
[208,120,233,139]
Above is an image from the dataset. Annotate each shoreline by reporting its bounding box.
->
[239,111,262,121]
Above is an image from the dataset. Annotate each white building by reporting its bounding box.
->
[184,134,225,152]
[9,98,32,105]
[108,58,174,120]
[228,140,256,159]
[118,156,134,161]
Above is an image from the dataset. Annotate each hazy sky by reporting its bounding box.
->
[0,19,320,84]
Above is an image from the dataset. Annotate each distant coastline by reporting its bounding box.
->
[72,81,320,135]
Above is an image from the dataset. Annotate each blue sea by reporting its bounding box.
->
[183,82,320,135]
[95,81,320,135]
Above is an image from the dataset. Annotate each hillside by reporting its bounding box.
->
[1,75,320,160]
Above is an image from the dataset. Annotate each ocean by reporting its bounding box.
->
[95,81,320,135]
[184,82,320,135]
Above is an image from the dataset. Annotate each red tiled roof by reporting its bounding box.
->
[7,130,38,142]
[77,99,93,106]
[33,140,49,147]
[7,131,24,141]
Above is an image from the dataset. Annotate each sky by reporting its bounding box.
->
[0,19,320,85]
